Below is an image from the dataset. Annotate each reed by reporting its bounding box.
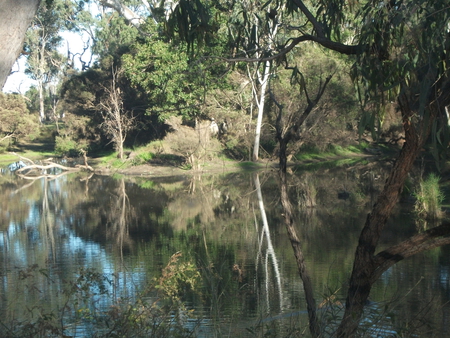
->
[414,173,444,221]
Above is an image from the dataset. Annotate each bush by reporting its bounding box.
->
[0,93,39,148]
[54,136,87,157]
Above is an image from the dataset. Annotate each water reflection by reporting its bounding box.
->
[0,166,449,337]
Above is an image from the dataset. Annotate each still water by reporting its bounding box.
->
[0,163,449,337]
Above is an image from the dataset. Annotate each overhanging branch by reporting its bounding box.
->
[215,35,361,65]
[371,222,450,283]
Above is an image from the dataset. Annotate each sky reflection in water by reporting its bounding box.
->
[0,167,449,337]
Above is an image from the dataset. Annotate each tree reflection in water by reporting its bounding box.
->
[254,174,283,314]
[0,168,449,337]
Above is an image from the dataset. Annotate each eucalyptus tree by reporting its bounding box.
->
[122,27,214,122]
[226,1,287,161]
[24,0,75,122]
[177,0,450,336]
[97,67,134,160]
[97,0,177,26]
[279,1,450,336]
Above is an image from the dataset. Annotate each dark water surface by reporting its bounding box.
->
[0,164,449,337]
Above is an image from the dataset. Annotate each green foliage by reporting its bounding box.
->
[1,262,199,338]
[94,13,138,63]
[123,36,208,121]
[167,0,221,53]
[0,93,39,150]
[352,0,450,149]
[154,252,200,303]
[138,180,155,189]
[24,0,71,121]
[54,111,91,156]
[130,151,155,166]
[54,136,85,157]
[100,152,128,169]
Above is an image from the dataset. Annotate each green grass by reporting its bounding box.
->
[99,152,131,169]
[237,161,266,171]
[294,142,370,162]
[0,149,56,167]
[294,157,368,171]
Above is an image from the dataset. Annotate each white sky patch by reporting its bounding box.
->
[3,1,100,94]
[3,56,34,94]
[61,30,96,70]
[3,30,95,94]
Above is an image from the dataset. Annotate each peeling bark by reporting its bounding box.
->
[372,223,450,283]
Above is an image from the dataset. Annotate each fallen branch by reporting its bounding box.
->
[10,152,94,177]
[17,162,80,173]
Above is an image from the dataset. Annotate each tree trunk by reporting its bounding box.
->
[278,138,289,174]
[336,99,423,337]
[252,60,270,161]
[0,0,41,90]
[38,79,45,122]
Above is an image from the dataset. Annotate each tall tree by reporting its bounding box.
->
[24,0,73,122]
[0,93,39,146]
[179,0,450,336]
[244,2,285,161]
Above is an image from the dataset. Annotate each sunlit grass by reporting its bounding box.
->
[295,157,368,171]
[0,150,56,167]
[100,151,130,169]
[294,142,370,162]
[237,161,265,171]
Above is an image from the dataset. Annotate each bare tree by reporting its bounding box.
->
[98,68,134,160]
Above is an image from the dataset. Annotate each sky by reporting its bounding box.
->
[3,56,33,94]
[3,30,93,94]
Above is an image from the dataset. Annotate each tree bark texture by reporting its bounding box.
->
[336,98,426,337]
[0,0,41,90]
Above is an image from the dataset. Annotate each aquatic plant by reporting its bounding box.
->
[414,173,444,221]
[0,255,200,338]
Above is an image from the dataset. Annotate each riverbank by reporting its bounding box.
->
[0,138,394,178]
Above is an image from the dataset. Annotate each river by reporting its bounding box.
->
[0,162,449,337]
